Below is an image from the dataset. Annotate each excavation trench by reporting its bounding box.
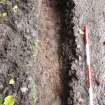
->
[39,0,105,105]
[56,0,78,105]
[0,0,78,105]
[39,0,78,104]
[40,0,79,105]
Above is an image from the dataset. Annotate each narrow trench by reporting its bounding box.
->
[0,0,78,105]
[39,0,78,104]
[55,0,78,105]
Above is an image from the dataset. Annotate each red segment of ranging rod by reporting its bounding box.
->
[85,64,90,88]
[84,25,93,105]
[84,25,89,45]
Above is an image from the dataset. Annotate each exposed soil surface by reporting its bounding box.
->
[72,0,105,105]
[0,0,105,105]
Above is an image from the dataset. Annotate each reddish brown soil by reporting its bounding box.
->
[36,1,62,105]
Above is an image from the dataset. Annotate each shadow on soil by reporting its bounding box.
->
[55,0,78,105]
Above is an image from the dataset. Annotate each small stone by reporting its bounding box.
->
[28,76,33,81]
[79,29,84,35]
[13,5,18,13]
[79,55,82,61]
[0,82,3,89]
[75,60,78,64]
[77,44,81,49]
[9,79,15,85]
[20,87,28,93]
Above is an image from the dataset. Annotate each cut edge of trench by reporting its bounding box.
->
[55,0,79,105]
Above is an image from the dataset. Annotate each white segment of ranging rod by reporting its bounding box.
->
[84,25,93,105]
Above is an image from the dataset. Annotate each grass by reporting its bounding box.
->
[32,81,38,104]
[0,97,3,105]
[32,40,40,49]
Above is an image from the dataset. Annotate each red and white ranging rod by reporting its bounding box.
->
[84,25,93,105]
